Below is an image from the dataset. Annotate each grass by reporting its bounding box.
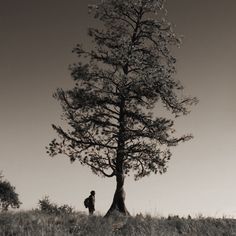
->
[0,210,236,236]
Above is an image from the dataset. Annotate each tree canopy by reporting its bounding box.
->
[0,173,21,211]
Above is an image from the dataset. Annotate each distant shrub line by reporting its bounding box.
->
[38,196,74,215]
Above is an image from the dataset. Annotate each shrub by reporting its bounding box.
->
[38,196,74,215]
[0,173,21,211]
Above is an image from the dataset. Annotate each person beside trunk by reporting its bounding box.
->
[84,190,95,215]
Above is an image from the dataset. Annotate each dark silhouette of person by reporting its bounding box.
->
[86,190,95,215]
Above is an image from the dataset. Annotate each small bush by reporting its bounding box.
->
[38,196,74,215]
[0,173,21,211]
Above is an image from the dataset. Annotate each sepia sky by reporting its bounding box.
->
[1,0,236,217]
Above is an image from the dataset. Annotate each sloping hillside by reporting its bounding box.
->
[0,211,235,236]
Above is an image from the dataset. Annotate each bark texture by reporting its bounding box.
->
[105,174,130,217]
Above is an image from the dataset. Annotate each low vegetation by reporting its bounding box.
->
[38,196,74,215]
[0,210,235,236]
[0,173,21,212]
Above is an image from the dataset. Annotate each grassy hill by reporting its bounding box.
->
[0,211,236,236]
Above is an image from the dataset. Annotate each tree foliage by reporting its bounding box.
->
[0,173,21,211]
[47,0,197,180]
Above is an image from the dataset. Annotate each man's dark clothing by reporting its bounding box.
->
[88,194,95,215]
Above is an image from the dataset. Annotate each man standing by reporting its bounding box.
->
[84,190,95,215]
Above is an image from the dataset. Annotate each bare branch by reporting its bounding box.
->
[85,162,116,178]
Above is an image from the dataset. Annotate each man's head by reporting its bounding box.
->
[90,190,95,196]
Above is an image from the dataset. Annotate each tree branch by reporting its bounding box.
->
[52,125,117,150]
[86,162,116,178]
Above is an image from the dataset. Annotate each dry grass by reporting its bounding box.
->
[0,211,236,236]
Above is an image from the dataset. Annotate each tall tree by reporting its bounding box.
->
[47,0,197,216]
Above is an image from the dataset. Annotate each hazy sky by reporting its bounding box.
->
[1,0,236,217]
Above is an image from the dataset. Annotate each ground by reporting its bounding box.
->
[0,211,236,236]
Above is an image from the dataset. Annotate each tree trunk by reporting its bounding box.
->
[105,87,129,217]
[105,173,130,217]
